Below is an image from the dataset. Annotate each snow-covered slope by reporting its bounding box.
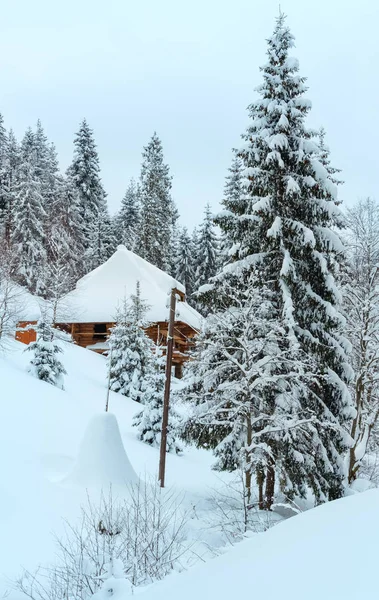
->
[0,338,221,593]
[1,338,376,600]
[139,489,379,600]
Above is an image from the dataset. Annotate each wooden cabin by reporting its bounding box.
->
[15,246,202,378]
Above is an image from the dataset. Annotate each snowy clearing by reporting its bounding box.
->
[0,338,234,596]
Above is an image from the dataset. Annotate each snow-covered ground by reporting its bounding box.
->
[0,338,231,596]
[1,337,376,600]
[138,488,379,600]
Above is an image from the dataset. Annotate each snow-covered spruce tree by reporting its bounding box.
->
[11,128,47,295]
[69,119,108,271]
[193,203,219,313]
[181,275,318,507]
[47,170,85,285]
[0,113,9,232]
[184,14,353,505]
[175,227,196,298]
[33,120,50,195]
[3,129,20,247]
[107,283,153,403]
[90,202,117,267]
[169,221,181,277]
[219,153,244,266]
[133,349,182,453]
[343,198,379,483]
[116,179,141,251]
[138,133,176,271]
[197,203,218,285]
[26,319,66,389]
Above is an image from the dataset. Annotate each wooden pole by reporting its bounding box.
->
[105,349,112,413]
[159,288,178,487]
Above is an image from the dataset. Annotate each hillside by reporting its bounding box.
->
[0,338,230,595]
[138,489,379,600]
[1,337,376,600]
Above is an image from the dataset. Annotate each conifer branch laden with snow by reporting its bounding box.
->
[107,283,153,403]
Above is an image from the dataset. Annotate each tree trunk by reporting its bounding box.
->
[256,467,265,510]
[245,412,253,506]
[264,462,275,510]
[348,377,363,484]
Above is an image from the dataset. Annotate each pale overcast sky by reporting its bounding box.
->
[0,0,377,228]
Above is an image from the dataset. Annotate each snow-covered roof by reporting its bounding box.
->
[53,245,202,330]
[8,283,43,323]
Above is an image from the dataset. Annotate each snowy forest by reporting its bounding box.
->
[1,10,379,600]
[0,116,218,302]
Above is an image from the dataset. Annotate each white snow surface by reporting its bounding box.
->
[0,338,228,596]
[138,489,379,600]
[17,245,202,330]
[0,337,377,599]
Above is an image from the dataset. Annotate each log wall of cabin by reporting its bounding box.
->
[68,322,114,351]
[16,320,196,378]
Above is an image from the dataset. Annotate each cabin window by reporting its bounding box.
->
[94,323,107,341]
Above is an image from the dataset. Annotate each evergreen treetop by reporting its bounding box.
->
[187,13,353,503]
[139,132,176,272]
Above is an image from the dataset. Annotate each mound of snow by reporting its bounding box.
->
[64,412,139,487]
[138,489,379,600]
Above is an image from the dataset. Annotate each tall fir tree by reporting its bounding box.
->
[47,170,85,288]
[175,227,196,299]
[139,133,176,271]
[195,203,219,287]
[69,119,108,271]
[182,14,353,505]
[4,129,20,247]
[33,120,50,191]
[115,179,141,250]
[11,128,47,294]
[43,142,64,266]
[0,113,9,227]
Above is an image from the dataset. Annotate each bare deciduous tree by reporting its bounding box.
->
[0,248,25,344]
[344,198,379,483]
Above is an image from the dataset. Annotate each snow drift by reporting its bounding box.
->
[138,489,379,600]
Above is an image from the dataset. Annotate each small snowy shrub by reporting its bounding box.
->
[16,481,189,600]
[26,320,66,389]
[133,352,182,454]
